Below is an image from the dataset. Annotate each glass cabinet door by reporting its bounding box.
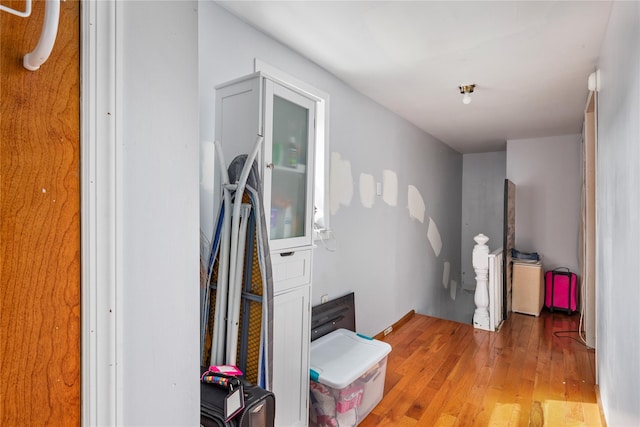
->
[264,80,316,249]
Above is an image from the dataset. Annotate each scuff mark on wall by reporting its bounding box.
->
[359,173,376,208]
[442,261,450,289]
[427,217,443,257]
[330,152,354,214]
[382,169,397,207]
[450,280,457,300]
[407,185,426,223]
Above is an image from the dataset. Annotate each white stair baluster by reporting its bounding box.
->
[472,234,491,331]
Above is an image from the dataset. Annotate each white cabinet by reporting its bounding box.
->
[215,72,314,426]
[272,282,311,426]
[215,72,316,250]
[270,248,312,426]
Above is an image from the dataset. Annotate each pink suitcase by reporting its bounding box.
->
[545,268,579,314]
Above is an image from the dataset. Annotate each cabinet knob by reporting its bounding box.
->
[266,163,274,169]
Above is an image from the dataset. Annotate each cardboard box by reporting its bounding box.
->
[512,261,544,316]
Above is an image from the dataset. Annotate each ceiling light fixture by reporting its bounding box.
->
[459,84,476,105]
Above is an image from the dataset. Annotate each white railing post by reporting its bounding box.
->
[472,234,491,331]
[488,248,504,331]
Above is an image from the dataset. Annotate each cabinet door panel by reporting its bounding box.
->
[264,80,315,250]
[272,286,311,427]
[215,76,262,163]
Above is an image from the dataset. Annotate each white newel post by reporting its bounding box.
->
[472,234,491,331]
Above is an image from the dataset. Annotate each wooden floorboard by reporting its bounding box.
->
[359,310,603,427]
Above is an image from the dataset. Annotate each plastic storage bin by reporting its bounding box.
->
[309,329,392,426]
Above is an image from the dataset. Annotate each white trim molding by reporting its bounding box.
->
[81,0,122,424]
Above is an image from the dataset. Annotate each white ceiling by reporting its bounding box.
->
[217,1,612,154]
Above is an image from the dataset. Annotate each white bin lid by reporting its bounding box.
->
[310,328,392,389]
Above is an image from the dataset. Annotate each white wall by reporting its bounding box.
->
[120,2,200,425]
[461,151,506,290]
[199,3,465,333]
[595,2,640,425]
[506,135,581,273]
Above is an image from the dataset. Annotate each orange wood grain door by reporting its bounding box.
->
[1,1,81,425]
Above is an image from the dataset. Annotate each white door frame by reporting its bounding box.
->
[583,91,598,370]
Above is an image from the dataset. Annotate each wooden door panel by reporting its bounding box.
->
[1,1,80,425]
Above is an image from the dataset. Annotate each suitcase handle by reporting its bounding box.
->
[551,268,572,281]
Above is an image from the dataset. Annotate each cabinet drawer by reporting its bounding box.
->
[272,249,312,294]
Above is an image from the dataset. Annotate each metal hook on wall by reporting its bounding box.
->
[0,0,32,17]
[1,0,60,71]
[24,0,60,70]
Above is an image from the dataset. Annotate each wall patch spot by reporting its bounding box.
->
[382,169,397,207]
[443,261,450,289]
[407,185,425,223]
[330,152,354,215]
[427,217,443,257]
[359,173,376,208]
[450,280,458,300]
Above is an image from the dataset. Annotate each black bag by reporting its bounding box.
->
[201,372,275,427]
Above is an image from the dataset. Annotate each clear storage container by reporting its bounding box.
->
[309,329,392,426]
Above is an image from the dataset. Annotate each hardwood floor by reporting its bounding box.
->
[360,310,602,427]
